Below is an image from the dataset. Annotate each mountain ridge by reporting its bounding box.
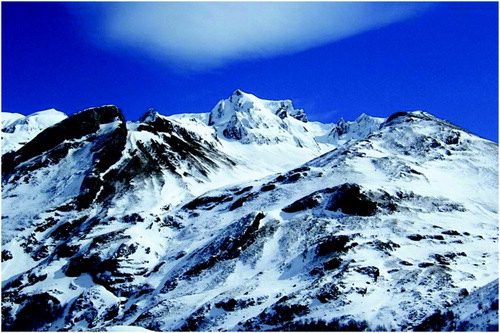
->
[1,91,498,331]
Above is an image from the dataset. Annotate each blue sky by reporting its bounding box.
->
[2,2,498,141]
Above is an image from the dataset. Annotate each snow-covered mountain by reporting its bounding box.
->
[1,91,498,331]
[1,109,67,154]
[208,90,312,146]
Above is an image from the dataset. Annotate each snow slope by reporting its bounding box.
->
[414,278,498,331]
[1,93,497,331]
[1,109,67,154]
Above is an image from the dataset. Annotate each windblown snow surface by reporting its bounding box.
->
[1,109,67,154]
[1,91,498,331]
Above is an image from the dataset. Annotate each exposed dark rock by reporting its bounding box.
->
[76,175,103,209]
[275,105,288,120]
[182,194,233,210]
[274,174,286,183]
[123,213,145,223]
[89,230,130,251]
[64,254,101,277]
[1,250,13,262]
[222,116,244,141]
[8,293,62,331]
[317,234,353,256]
[34,217,59,233]
[354,266,380,281]
[289,109,308,123]
[458,288,469,298]
[1,305,15,331]
[175,251,186,260]
[260,184,276,192]
[368,239,400,254]
[418,262,435,268]
[145,262,165,278]
[20,233,40,254]
[135,115,235,187]
[49,216,88,241]
[233,186,253,195]
[115,242,139,258]
[259,303,309,326]
[293,166,311,173]
[214,298,258,312]
[323,257,343,271]
[282,193,322,213]
[325,184,377,216]
[282,183,383,216]
[160,278,179,293]
[413,309,454,331]
[183,212,265,278]
[279,316,369,331]
[317,283,341,303]
[160,216,183,229]
[384,111,413,125]
[400,260,413,266]
[229,192,258,211]
[32,244,52,261]
[27,272,48,285]
[55,244,80,258]
[445,132,460,145]
[179,304,212,331]
[442,230,461,236]
[408,234,425,241]
[287,173,303,183]
[430,235,445,241]
[77,120,127,209]
[431,254,451,265]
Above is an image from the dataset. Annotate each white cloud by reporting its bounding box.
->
[83,2,432,70]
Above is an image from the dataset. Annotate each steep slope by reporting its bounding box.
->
[1,101,497,332]
[123,111,497,332]
[1,109,67,154]
[414,278,498,331]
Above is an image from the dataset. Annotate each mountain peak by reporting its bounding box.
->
[207,91,312,145]
[226,89,262,106]
[233,88,244,96]
[209,90,307,122]
[139,108,159,123]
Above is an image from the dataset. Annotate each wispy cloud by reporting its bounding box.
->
[72,2,433,70]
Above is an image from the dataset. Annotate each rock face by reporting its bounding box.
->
[1,92,498,331]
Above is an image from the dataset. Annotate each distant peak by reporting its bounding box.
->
[229,89,255,102]
[139,108,159,123]
[210,90,309,126]
[384,110,432,126]
[30,108,66,116]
